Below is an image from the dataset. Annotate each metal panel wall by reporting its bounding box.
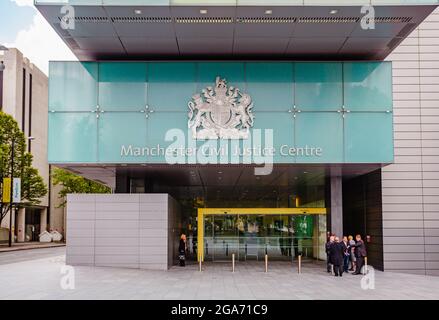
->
[384,8,439,275]
[66,193,177,270]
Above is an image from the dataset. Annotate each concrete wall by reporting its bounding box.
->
[66,193,180,270]
[0,48,63,240]
[384,8,439,275]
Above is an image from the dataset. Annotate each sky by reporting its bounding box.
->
[0,0,77,75]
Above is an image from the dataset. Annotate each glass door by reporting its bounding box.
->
[208,215,239,261]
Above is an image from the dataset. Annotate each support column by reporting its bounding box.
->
[330,175,343,238]
[16,208,25,242]
[40,208,47,234]
[115,170,129,193]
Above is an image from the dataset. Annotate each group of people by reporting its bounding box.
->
[326,234,367,277]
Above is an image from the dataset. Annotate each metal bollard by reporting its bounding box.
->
[265,254,268,273]
[232,253,235,273]
[364,257,368,275]
[199,253,202,272]
[298,254,302,274]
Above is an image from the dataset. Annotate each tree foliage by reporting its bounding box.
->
[52,168,111,207]
[0,111,48,224]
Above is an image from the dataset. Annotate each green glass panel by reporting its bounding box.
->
[48,112,97,163]
[252,112,295,163]
[98,112,147,163]
[295,62,343,111]
[246,62,293,111]
[344,112,394,163]
[197,62,245,93]
[148,63,197,111]
[49,62,98,111]
[98,62,147,111]
[344,62,392,111]
[147,112,189,163]
[295,112,343,163]
[294,216,314,238]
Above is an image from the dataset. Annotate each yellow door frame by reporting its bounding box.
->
[197,207,327,261]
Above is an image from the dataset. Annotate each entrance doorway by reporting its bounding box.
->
[25,208,41,242]
[197,208,327,262]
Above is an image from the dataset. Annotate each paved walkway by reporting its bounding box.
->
[0,248,438,300]
[0,242,65,253]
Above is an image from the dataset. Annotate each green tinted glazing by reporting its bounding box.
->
[48,112,97,163]
[295,112,343,163]
[295,63,343,111]
[98,62,147,111]
[98,112,148,162]
[343,62,393,111]
[148,63,197,111]
[48,61,394,164]
[246,62,293,112]
[49,62,98,111]
[344,112,394,163]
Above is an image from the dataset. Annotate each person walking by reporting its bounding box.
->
[341,236,350,273]
[325,235,335,273]
[329,236,344,277]
[179,234,187,267]
[352,234,367,275]
[348,235,356,272]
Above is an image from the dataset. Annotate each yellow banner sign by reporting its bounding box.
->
[2,178,11,203]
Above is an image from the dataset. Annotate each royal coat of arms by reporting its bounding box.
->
[188,77,254,139]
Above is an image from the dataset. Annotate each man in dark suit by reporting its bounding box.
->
[352,234,367,275]
[325,235,335,273]
[329,237,344,277]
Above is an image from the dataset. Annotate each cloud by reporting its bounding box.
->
[6,9,77,75]
[10,0,34,7]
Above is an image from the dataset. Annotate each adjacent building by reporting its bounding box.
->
[0,48,65,243]
[35,0,439,275]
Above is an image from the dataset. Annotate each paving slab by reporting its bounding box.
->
[0,248,438,300]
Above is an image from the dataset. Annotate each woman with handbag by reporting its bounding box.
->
[179,234,187,267]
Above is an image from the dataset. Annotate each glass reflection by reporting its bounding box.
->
[204,213,326,262]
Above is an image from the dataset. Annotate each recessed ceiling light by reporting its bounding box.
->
[134,9,142,15]
[200,9,208,15]
[303,171,308,174]
[265,9,273,15]
[218,171,222,174]
[329,9,338,15]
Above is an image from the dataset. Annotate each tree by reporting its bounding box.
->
[0,111,48,225]
[52,168,111,207]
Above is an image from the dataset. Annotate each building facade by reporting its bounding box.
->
[383,8,439,275]
[35,1,439,274]
[0,48,65,243]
